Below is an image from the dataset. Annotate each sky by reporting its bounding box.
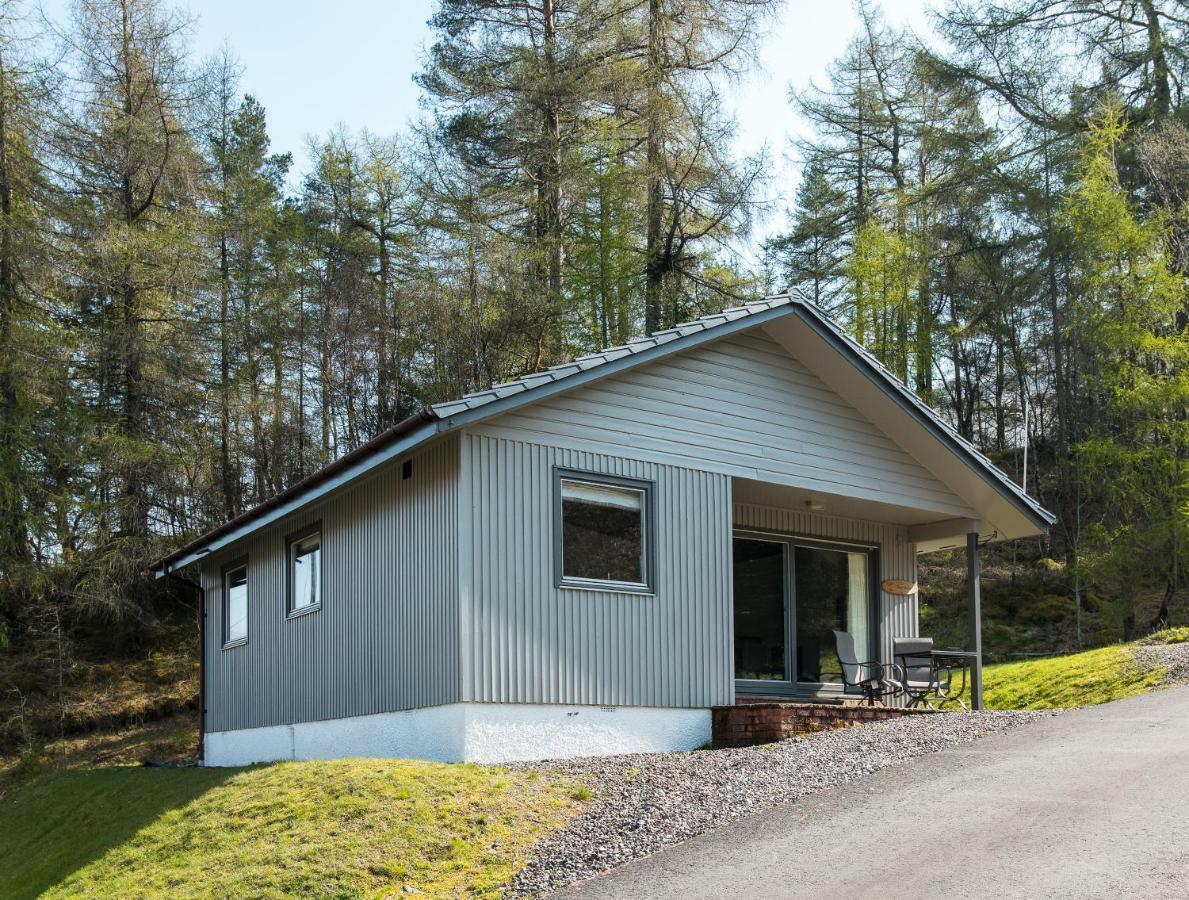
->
[39,0,938,246]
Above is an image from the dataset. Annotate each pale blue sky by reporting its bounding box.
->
[39,0,937,244]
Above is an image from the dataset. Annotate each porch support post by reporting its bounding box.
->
[966,530,984,711]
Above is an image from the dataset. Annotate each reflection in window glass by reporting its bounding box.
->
[794,546,868,684]
[225,565,248,644]
[560,479,645,585]
[733,539,786,680]
[291,532,321,612]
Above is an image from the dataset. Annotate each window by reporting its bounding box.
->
[287,524,322,616]
[556,471,652,592]
[223,560,248,647]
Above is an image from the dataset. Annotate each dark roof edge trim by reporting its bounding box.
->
[153,292,1054,573]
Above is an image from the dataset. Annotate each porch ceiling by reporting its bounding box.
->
[732,477,962,527]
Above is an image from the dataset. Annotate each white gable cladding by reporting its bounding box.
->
[469,329,976,520]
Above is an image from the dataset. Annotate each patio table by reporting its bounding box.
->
[894,648,979,709]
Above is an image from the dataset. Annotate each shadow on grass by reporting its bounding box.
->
[0,765,241,900]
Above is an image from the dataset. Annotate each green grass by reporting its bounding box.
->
[1141,626,1189,645]
[1,759,586,899]
[973,646,1165,710]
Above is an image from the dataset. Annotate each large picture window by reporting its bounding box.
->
[555,471,652,592]
[223,559,248,647]
[287,524,322,616]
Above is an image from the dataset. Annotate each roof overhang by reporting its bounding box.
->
[152,410,441,576]
[760,304,1054,545]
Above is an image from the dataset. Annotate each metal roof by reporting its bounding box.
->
[153,292,1052,574]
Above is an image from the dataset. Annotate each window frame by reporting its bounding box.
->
[553,468,655,595]
[221,556,250,649]
[285,521,323,619]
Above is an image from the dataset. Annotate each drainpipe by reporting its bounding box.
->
[165,566,206,765]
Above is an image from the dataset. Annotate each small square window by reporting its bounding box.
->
[287,525,322,616]
[556,471,652,592]
[223,560,248,647]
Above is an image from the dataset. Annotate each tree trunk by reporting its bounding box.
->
[541,0,564,358]
[219,230,235,518]
[1139,0,1171,123]
[376,227,391,431]
[0,48,28,564]
[644,0,664,334]
[117,3,148,539]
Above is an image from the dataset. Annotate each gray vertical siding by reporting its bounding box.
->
[461,432,735,709]
[468,329,975,518]
[732,502,919,669]
[200,436,460,733]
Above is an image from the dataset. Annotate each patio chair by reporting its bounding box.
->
[832,630,902,706]
[892,637,968,710]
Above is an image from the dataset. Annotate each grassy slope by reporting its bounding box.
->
[983,646,1163,709]
[7,633,1185,897]
[948,629,1189,710]
[1,759,584,899]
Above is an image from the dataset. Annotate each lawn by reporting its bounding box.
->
[0,759,586,899]
[981,646,1164,709]
[935,635,1181,712]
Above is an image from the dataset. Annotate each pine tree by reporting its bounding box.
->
[0,6,50,594]
[53,0,204,573]
[766,155,848,309]
[1068,103,1189,639]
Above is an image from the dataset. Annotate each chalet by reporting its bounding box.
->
[152,293,1054,766]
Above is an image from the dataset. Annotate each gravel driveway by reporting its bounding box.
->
[512,710,1045,896]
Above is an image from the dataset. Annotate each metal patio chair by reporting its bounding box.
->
[892,636,968,710]
[833,630,902,706]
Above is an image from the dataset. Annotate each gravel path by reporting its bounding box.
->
[511,710,1047,897]
[1131,642,1189,686]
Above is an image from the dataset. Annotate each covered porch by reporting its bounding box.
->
[728,477,989,712]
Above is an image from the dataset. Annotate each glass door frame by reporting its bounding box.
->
[732,528,881,700]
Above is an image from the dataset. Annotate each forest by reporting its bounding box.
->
[0,0,1185,690]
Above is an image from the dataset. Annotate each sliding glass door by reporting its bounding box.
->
[733,532,874,694]
[733,538,788,682]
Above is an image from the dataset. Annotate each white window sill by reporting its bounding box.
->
[286,604,322,620]
[558,579,654,597]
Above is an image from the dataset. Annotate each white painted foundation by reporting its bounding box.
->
[203,703,711,767]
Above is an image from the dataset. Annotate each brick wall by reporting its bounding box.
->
[712,702,932,749]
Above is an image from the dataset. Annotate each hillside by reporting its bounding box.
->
[919,543,1188,660]
[937,628,1189,710]
[0,620,199,787]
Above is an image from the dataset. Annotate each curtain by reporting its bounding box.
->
[847,552,870,661]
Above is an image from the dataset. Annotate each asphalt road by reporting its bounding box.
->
[558,686,1189,899]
